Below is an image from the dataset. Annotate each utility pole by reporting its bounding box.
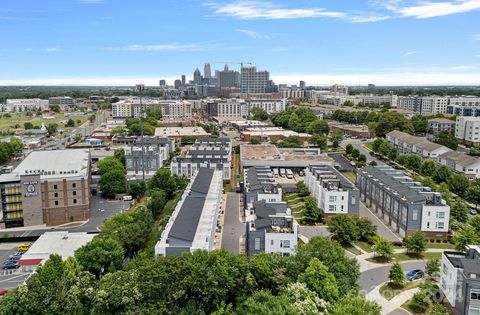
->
[136,84,146,182]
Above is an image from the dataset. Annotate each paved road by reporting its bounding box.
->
[359,261,427,294]
[221,193,245,254]
[342,139,387,166]
[359,202,401,242]
[328,152,355,172]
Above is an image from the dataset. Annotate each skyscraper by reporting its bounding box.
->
[218,64,237,88]
[174,79,182,89]
[204,63,211,79]
[300,81,306,89]
[193,69,202,85]
[240,66,272,94]
[159,80,166,87]
[181,75,186,86]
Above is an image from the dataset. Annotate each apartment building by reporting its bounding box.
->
[112,100,133,118]
[447,97,480,117]
[49,97,74,108]
[1,99,49,112]
[112,99,192,120]
[170,138,232,180]
[203,98,286,118]
[280,89,306,99]
[244,166,298,257]
[356,166,450,238]
[314,93,397,107]
[397,96,449,114]
[125,137,175,178]
[437,151,480,180]
[155,168,222,256]
[0,149,90,229]
[428,118,455,136]
[304,165,359,217]
[440,245,480,315]
[240,67,275,94]
[456,117,480,145]
[386,130,451,158]
[240,127,311,143]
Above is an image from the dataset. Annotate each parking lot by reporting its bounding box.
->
[0,243,31,291]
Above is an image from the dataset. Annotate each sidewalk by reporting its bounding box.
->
[366,282,417,315]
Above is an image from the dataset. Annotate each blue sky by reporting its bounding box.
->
[0,0,479,86]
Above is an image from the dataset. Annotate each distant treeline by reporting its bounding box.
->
[349,87,480,97]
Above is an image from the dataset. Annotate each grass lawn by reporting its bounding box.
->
[0,112,89,131]
[367,252,442,264]
[343,172,357,183]
[341,242,362,255]
[284,193,305,222]
[426,242,455,249]
[354,241,373,253]
[379,281,421,301]
[364,143,374,150]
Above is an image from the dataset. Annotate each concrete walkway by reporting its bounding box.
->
[367,281,418,315]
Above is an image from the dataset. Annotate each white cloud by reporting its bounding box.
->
[474,34,480,40]
[236,29,270,39]
[205,1,345,20]
[104,42,219,52]
[392,0,480,19]
[43,48,62,53]
[450,65,472,70]
[404,50,418,56]
[348,14,391,23]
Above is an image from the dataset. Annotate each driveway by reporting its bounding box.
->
[298,225,331,240]
[359,202,401,242]
[328,152,355,172]
[221,193,245,254]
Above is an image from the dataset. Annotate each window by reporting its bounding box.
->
[351,196,356,205]
[437,222,445,229]
[468,307,480,315]
[412,210,418,221]
[73,199,77,204]
[55,201,58,206]
[270,240,274,246]
[72,183,76,188]
[54,192,58,198]
[329,196,337,202]
[254,238,261,250]
[73,191,77,196]
[427,222,430,228]
[329,205,336,212]
[437,212,445,219]
[53,184,57,190]
[281,240,290,248]
[471,290,480,301]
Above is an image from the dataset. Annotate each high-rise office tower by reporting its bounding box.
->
[159,80,166,87]
[181,75,186,86]
[174,79,182,89]
[300,81,306,89]
[204,63,211,79]
[193,69,202,85]
[218,64,236,88]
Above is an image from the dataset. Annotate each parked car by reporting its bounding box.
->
[1,261,19,270]
[0,289,8,296]
[17,243,31,252]
[8,252,23,260]
[407,269,424,281]
[470,208,478,215]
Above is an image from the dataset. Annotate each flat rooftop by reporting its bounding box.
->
[241,144,333,163]
[14,149,90,180]
[154,127,209,137]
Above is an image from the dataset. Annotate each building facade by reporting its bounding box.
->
[440,245,480,315]
[428,118,455,136]
[305,165,359,217]
[456,117,480,145]
[2,99,49,112]
[356,166,450,238]
[386,130,451,158]
[240,67,275,94]
[125,137,175,178]
[437,151,480,180]
[155,168,222,256]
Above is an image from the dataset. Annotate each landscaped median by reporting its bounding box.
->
[379,281,421,301]
[366,251,442,264]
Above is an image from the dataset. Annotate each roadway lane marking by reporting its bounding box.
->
[0,274,27,283]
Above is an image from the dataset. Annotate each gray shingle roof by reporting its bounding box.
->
[168,196,205,242]
[191,168,214,195]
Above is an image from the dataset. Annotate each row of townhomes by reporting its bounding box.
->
[386,130,480,179]
[170,137,232,180]
[244,166,298,257]
[125,136,175,178]
[356,166,450,238]
[155,168,223,256]
[304,165,359,218]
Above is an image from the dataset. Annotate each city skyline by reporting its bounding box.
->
[0,0,480,86]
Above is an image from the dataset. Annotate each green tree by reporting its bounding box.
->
[75,236,125,278]
[373,236,393,260]
[9,137,23,153]
[99,169,127,198]
[147,188,167,217]
[435,131,458,150]
[345,144,354,155]
[236,290,297,315]
[420,160,437,176]
[113,148,126,167]
[277,136,304,148]
[46,123,58,135]
[65,118,75,127]
[448,173,470,196]
[430,304,449,315]
[250,107,269,121]
[353,216,377,240]
[327,214,360,243]
[389,262,405,288]
[296,181,310,197]
[128,180,147,199]
[306,119,329,135]
[329,130,343,148]
[432,165,452,184]
[450,199,469,223]
[358,154,367,163]
[404,231,427,256]
[425,257,440,278]
[89,114,96,123]
[469,216,480,235]
[375,112,413,137]
[49,104,60,112]
[466,184,480,208]
[302,196,320,223]
[409,292,429,313]
[148,168,177,198]
[298,258,339,303]
[351,148,360,159]
[249,139,260,144]
[310,134,327,149]
[97,156,124,175]
[24,122,34,129]
[454,223,480,251]
[330,294,381,315]
[411,115,428,134]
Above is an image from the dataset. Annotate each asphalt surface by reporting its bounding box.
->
[0,244,31,291]
[359,261,427,294]
[359,202,402,242]
[328,152,356,172]
[221,193,245,254]
[298,226,331,239]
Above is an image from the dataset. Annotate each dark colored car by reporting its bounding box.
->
[470,208,478,216]
[1,261,19,270]
[8,252,23,260]
[407,269,424,281]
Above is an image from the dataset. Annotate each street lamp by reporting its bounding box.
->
[136,84,146,182]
